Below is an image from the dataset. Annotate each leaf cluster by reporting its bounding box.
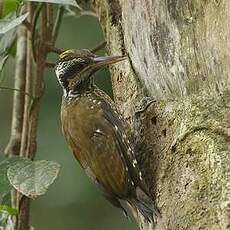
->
[0,157,60,227]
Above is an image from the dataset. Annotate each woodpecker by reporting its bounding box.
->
[54,49,159,225]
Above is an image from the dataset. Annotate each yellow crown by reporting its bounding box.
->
[59,49,75,59]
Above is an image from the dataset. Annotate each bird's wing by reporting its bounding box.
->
[93,89,146,191]
[89,107,131,197]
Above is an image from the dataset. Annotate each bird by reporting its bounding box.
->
[54,48,160,226]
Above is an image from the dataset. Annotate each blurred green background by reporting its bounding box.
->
[0,14,137,230]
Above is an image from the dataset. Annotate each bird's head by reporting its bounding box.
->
[55,49,126,94]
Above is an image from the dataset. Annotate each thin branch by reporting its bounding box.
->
[52,6,64,44]
[45,61,55,68]
[20,3,33,158]
[25,1,49,160]
[16,3,33,230]
[17,197,30,230]
[90,40,107,53]
[3,23,27,228]
[0,86,34,98]
[74,10,98,18]
[31,3,43,63]
[9,2,63,229]
[46,44,63,54]
[46,3,53,42]
[3,24,26,157]
[22,20,32,31]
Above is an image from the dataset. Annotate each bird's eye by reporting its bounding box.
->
[71,57,91,71]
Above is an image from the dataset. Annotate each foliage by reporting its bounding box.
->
[0,13,26,75]
[0,157,60,199]
[8,159,60,198]
[0,0,80,228]
[0,13,29,34]
[0,157,60,227]
[0,204,18,229]
[26,0,80,8]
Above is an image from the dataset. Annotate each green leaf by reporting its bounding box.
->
[0,205,18,216]
[0,192,11,207]
[2,0,19,18]
[2,1,17,18]
[0,13,21,74]
[7,160,60,198]
[25,0,80,7]
[0,12,29,34]
[0,29,17,55]
[0,208,14,230]
[0,158,26,196]
[0,157,60,200]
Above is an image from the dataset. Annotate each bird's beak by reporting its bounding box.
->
[92,55,127,68]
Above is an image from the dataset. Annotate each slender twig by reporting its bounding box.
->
[43,5,64,65]
[20,3,33,158]
[46,3,53,42]
[25,1,48,160]
[52,6,64,44]
[80,10,98,17]
[46,44,63,54]
[3,23,27,228]
[90,40,107,53]
[31,3,43,63]
[73,10,98,18]
[10,2,60,230]
[16,3,33,230]
[4,25,26,157]
[45,40,107,65]
[45,61,55,68]
[0,86,33,98]
[22,20,32,31]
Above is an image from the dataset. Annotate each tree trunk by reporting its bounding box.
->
[91,1,230,229]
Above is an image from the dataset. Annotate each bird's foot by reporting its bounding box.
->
[134,97,156,117]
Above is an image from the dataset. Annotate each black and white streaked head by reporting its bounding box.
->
[55,49,126,96]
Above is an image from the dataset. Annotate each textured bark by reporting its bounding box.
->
[91,1,230,229]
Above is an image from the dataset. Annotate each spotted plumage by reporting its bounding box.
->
[54,49,159,225]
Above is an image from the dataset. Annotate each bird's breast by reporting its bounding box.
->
[60,93,130,197]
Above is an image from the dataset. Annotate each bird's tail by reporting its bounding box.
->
[129,198,160,224]
[128,188,161,225]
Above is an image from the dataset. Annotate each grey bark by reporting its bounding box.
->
[4,25,26,156]
[91,0,230,230]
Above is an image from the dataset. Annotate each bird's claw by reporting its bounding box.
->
[135,97,156,116]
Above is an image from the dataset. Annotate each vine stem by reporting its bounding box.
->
[0,86,33,98]
[16,3,33,230]
[4,26,26,157]
[16,3,54,230]
[3,11,27,229]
